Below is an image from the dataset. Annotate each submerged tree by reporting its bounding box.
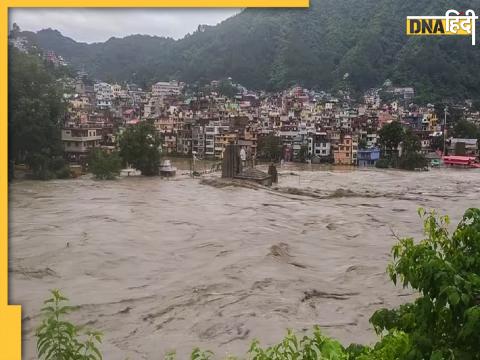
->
[377,121,404,157]
[451,119,480,140]
[88,149,122,180]
[257,134,282,161]
[398,129,426,170]
[119,120,161,176]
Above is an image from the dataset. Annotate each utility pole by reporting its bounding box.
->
[443,106,448,157]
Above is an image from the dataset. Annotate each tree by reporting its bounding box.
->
[296,145,309,163]
[370,208,480,359]
[358,138,368,150]
[401,129,421,154]
[430,136,444,152]
[378,121,404,156]
[398,129,426,170]
[215,79,238,98]
[435,104,464,128]
[8,47,68,180]
[119,121,161,176]
[88,149,122,180]
[451,120,480,140]
[257,134,282,161]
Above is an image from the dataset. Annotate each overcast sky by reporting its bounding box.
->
[9,8,240,43]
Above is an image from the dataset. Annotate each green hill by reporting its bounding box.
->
[17,0,480,102]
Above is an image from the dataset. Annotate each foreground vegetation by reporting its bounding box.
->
[36,207,480,359]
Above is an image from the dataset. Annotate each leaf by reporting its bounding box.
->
[430,350,444,360]
[448,290,460,306]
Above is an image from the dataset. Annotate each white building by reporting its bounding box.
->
[205,124,230,157]
[112,84,122,98]
[152,81,182,97]
[94,82,113,108]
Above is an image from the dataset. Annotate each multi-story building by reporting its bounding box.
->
[205,124,230,158]
[162,132,177,154]
[144,97,163,119]
[308,132,331,160]
[176,122,193,155]
[214,132,237,159]
[357,148,381,167]
[111,84,122,97]
[152,81,182,97]
[237,126,258,160]
[333,134,354,165]
[192,125,206,157]
[62,127,102,164]
[94,82,113,109]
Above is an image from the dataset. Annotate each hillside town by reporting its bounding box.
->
[9,33,480,172]
[59,71,480,170]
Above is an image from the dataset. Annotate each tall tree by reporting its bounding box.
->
[399,129,427,170]
[257,134,283,161]
[8,47,67,179]
[451,120,480,140]
[402,129,421,154]
[378,121,405,155]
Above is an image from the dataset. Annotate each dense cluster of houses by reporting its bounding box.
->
[60,71,480,168]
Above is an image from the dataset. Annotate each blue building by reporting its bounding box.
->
[357,147,381,167]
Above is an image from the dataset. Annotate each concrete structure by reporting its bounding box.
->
[152,81,182,97]
[357,148,381,167]
[308,132,331,160]
[333,135,354,165]
[62,127,102,163]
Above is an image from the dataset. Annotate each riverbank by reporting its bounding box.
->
[9,168,480,359]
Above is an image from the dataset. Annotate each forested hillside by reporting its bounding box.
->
[17,0,480,102]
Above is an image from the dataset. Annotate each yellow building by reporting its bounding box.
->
[214,132,237,159]
[427,113,439,132]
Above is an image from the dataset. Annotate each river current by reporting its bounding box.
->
[9,166,480,359]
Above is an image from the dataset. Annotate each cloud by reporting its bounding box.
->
[9,8,240,43]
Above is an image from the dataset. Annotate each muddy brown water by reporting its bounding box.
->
[9,167,480,359]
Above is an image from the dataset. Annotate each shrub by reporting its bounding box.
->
[248,327,348,359]
[398,152,427,171]
[375,158,390,169]
[36,289,103,360]
[370,208,480,358]
[26,155,71,180]
[88,149,122,180]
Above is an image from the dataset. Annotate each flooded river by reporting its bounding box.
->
[9,167,480,359]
